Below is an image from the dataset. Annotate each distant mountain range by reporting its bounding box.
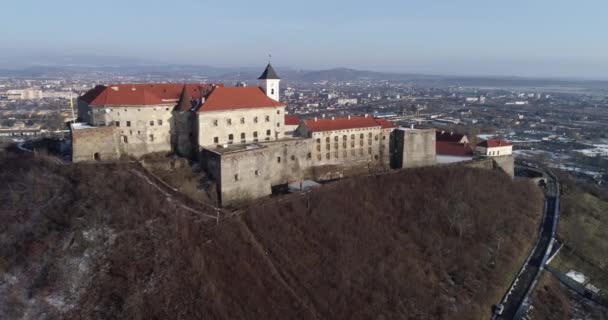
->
[1,54,608,92]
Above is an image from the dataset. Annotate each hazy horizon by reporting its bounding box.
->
[3,0,608,80]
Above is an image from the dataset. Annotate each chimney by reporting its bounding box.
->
[314,117,318,122]
[411,124,414,129]
[348,115,351,119]
[364,114,369,118]
[331,116,335,120]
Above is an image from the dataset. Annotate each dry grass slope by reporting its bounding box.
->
[0,154,543,320]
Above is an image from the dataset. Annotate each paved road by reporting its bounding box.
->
[493,162,560,320]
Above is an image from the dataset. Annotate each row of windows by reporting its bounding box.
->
[313,150,379,161]
[115,119,163,127]
[316,140,374,151]
[103,108,170,112]
[212,111,281,126]
[315,133,383,143]
[489,150,501,156]
[214,130,273,144]
[121,133,155,144]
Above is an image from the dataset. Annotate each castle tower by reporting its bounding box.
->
[258,63,280,102]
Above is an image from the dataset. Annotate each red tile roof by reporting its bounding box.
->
[375,118,396,129]
[477,139,512,148]
[436,141,474,157]
[82,83,216,106]
[303,116,381,132]
[284,114,301,126]
[199,86,284,112]
[436,130,467,143]
[80,85,107,104]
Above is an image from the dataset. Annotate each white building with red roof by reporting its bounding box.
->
[295,115,394,164]
[475,139,512,157]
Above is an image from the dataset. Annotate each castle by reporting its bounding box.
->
[72,64,437,205]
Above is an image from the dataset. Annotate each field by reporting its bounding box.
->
[0,153,543,319]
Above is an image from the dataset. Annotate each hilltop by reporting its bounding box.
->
[0,153,543,319]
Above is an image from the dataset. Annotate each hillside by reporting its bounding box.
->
[0,153,543,319]
[530,173,608,319]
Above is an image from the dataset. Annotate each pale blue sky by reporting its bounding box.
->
[2,0,608,78]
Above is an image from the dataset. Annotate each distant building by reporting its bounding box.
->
[336,98,358,106]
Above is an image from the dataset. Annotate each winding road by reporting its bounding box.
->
[493,161,561,320]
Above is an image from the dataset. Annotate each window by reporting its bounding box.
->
[227,119,232,125]
[343,135,347,141]
[277,122,280,127]
[149,134,154,142]
[326,153,330,159]
[368,139,372,146]
[317,154,322,161]
[213,120,218,126]
[317,145,321,152]
[374,155,379,160]
[369,133,372,138]
[234,174,239,181]
[326,137,330,143]
[307,152,312,159]
[255,170,259,176]
[277,157,281,163]
[115,121,120,127]
[150,120,154,126]
[265,115,270,122]
[334,136,338,142]
[375,135,379,141]
[241,133,245,139]
[360,140,364,146]
[383,136,386,140]
[326,144,330,150]
[271,88,275,95]
[334,151,339,158]
[497,151,500,155]
[276,110,280,114]
[316,138,321,143]
[360,133,364,139]
[291,155,295,161]
[228,134,234,143]
[158,119,163,126]
[343,142,347,148]
[351,134,355,140]
[123,136,128,143]
[254,116,258,123]
[368,147,372,155]
[266,130,271,136]
[213,137,219,143]
[351,141,355,148]
[126,121,131,127]
[253,131,258,138]
[240,117,245,124]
